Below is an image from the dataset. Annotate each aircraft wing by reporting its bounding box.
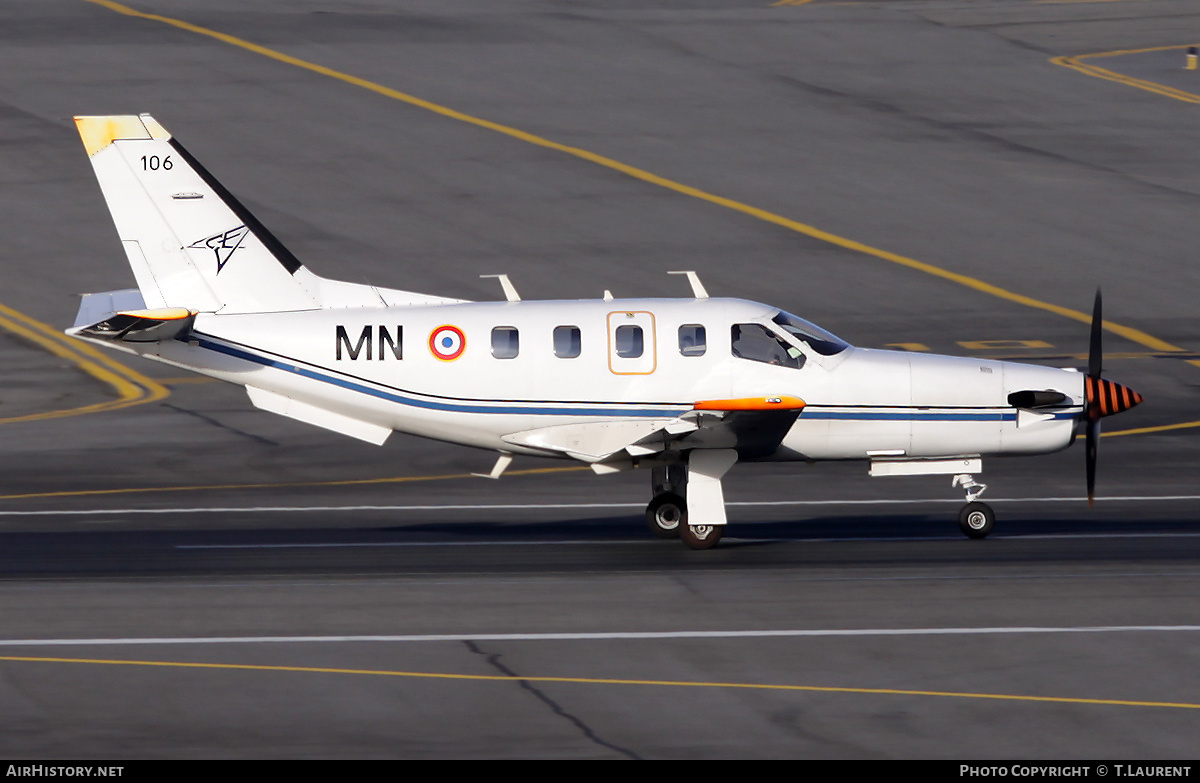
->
[501,396,805,466]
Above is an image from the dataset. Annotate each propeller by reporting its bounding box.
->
[1086,290,1102,506]
[1083,289,1144,506]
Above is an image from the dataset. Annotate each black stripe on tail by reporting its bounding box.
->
[167,137,303,275]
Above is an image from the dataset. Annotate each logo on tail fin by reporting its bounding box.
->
[189,225,250,274]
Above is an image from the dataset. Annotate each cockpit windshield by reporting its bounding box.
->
[771,311,851,356]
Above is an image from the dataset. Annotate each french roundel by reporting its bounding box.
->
[429,325,466,361]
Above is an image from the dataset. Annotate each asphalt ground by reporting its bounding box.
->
[0,0,1198,760]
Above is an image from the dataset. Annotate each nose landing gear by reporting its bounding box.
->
[953,473,994,539]
[958,502,995,538]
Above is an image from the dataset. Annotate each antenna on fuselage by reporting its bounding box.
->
[668,270,709,299]
[480,274,520,302]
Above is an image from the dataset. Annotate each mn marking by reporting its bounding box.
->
[189,225,250,274]
[336,325,403,360]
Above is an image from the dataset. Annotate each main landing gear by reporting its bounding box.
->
[645,450,737,550]
[646,492,724,549]
[645,492,686,539]
[953,473,994,539]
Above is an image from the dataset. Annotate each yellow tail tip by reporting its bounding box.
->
[74,114,170,156]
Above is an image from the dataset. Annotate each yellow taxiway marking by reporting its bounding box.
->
[1051,45,1200,107]
[983,350,1189,361]
[0,466,587,502]
[1049,45,1200,367]
[958,339,1053,351]
[0,303,169,426]
[83,0,1193,365]
[3,654,1199,710]
[770,0,817,6]
[1102,419,1200,438]
[159,376,218,385]
[1038,0,1153,4]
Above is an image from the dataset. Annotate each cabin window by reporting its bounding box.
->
[614,325,643,358]
[731,323,804,369]
[491,326,519,359]
[554,325,581,358]
[678,324,706,356]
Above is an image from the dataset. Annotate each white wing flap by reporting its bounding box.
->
[502,419,683,462]
[502,396,804,463]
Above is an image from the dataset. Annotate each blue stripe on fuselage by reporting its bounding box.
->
[189,333,682,418]
[188,333,1081,423]
[804,411,1016,422]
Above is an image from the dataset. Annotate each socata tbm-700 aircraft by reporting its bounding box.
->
[67,114,1143,549]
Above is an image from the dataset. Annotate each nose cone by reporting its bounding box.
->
[1085,377,1144,419]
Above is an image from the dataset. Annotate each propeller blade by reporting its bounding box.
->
[1086,288,1102,507]
[1086,419,1099,508]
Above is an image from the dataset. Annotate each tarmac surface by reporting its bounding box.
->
[1,0,1199,759]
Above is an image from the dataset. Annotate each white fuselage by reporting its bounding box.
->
[126,296,1085,462]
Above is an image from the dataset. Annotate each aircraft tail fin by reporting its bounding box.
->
[75,114,319,314]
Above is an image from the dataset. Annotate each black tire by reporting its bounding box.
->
[646,493,686,539]
[680,522,723,550]
[958,502,995,539]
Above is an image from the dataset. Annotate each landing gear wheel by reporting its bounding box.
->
[958,502,995,539]
[646,493,686,539]
[680,522,723,550]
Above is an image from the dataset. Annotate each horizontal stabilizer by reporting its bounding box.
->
[245,386,391,445]
[69,303,195,343]
[71,288,146,329]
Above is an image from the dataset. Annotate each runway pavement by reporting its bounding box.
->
[1,0,1198,759]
